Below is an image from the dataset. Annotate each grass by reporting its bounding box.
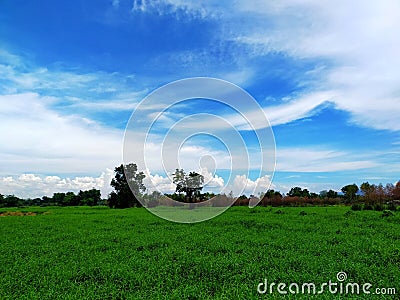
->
[0,206,399,299]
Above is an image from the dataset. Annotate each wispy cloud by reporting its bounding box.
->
[142,0,400,131]
[276,147,380,172]
[0,50,143,110]
[232,0,400,131]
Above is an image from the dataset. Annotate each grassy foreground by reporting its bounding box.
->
[0,206,399,299]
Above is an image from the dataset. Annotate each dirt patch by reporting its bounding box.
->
[0,211,49,216]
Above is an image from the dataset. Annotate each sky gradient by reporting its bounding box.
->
[0,0,399,198]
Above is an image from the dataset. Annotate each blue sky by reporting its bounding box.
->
[0,0,399,198]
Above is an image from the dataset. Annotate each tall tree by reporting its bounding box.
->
[341,184,359,202]
[172,169,204,203]
[108,163,145,208]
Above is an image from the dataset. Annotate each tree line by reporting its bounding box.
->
[0,188,102,208]
[1,163,399,210]
[104,163,400,210]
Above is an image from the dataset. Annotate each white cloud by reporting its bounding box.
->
[143,0,400,131]
[276,147,380,172]
[200,167,224,188]
[143,169,176,194]
[142,167,224,195]
[131,0,211,19]
[225,174,274,197]
[0,93,122,175]
[0,54,143,112]
[231,0,400,131]
[0,169,114,198]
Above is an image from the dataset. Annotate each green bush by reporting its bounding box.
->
[387,203,397,211]
[351,203,362,211]
[381,210,394,218]
[363,204,374,210]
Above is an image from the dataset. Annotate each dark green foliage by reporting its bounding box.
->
[172,169,204,203]
[108,163,145,208]
[344,210,353,217]
[287,186,310,198]
[351,203,362,211]
[364,204,374,210]
[326,189,338,198]
[78,189,101,206]
[387,202,397,211]
[341,184,359,202]
[381,210,394,217]
[0,194,24,207]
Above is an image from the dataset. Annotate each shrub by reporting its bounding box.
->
[363,204,374,211]
[387,203,397,211]
[381,210,394,218]
[351,203,362,211]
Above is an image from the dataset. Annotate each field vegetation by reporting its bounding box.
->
[1,206,399,299]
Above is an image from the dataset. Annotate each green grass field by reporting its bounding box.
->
[0,206,399,299]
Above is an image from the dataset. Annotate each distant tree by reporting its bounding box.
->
[78,189,101,206]
[375,183,386,204]
[260,189,282,206]
[288,187,302,197]
[288,187,310,198]
[64,192,79,206]
[302,189,311,198]
[172,169,204,203]
[1,195,23,207]
[108,163,145,208]
[326,189,338,199]
[52,192,65,206]
[360,182,374,204]
[391,181,400,200]
[41,196,52,206]
[341,184,359,202]
[202,192,216,201]
[319,190,328,198]
[143,191,163,208]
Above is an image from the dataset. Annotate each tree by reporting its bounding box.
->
[172,169,204,203]
[288,187,302,197]
[360,182,374,203]
[108,163,145,208]
[52,192,66,206]
[326,189,338,199]
[341,184,359,202]
[1,195,23,207]
[64,192,79,206]
[78,189,101,206]
[287,187,310,198]
[320,189,338,198]
[392,181,400,200]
